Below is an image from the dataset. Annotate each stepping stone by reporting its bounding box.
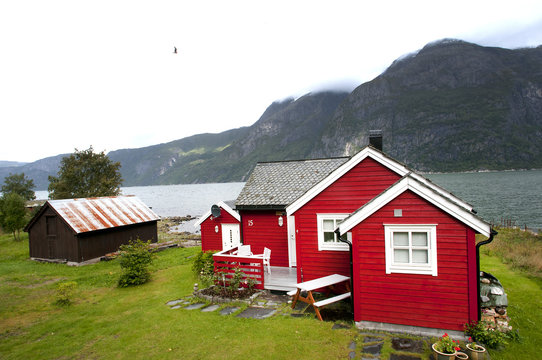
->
[348,351,356,359]
[348,341,356,350]
[201,304,220,312]
[166,300,184,306]
[332,323,350,330]
[266,301,279,306]
[220,306,239,315]
[363,342,383,355]
[391,338,425,353]
[389,354,421,360]
[184,303,206,310]
[170,305,182,309]
[364,336,384,343]
[290,313,304,318]
[236,307,276,319]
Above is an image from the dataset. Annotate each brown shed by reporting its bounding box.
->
[24,195,160,263]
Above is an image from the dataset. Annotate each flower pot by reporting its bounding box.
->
[455,351,469,359]
[432,343,456,360]
[466,344,486,360]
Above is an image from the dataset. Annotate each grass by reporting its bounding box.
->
[1,228,541,359]
[0,233,355,359]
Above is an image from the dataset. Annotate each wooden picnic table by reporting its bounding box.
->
[290,274,351,321]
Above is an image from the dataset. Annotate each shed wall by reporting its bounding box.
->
[200,210,240,252]
[351,190,476,331]
[28,206,78,261]
[77,221,158,262]
[294,157,401,281]
[241,210,289,267]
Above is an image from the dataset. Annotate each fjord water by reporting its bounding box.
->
[425,170,542,232]
[35,170,542,232]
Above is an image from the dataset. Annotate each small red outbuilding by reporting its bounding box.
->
[195,201,241,252]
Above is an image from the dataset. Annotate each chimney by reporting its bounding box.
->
[369,130,383,151]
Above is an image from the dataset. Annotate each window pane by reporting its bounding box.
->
[412,232,428,246]
[412,250,428,263]
[323,219,335,231]
[393,232,409,246]
[394,249,409,263]
[323,231,335,243]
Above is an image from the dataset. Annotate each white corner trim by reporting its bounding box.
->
[194,201,240,228]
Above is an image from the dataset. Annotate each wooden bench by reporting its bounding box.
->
[289,274,351,321]
[313,291,351,308]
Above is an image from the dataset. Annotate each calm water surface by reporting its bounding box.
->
[35,170,542,231]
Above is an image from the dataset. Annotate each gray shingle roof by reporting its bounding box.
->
[235,157,349,209]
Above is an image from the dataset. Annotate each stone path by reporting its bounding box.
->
[165,291,464,360]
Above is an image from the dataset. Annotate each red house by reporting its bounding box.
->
[195,201,241,252]
[202,141,492,335]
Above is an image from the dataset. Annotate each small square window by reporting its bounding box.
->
[317,214,349,251]
[385,225,437,276]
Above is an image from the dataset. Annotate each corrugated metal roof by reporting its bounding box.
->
[235,157,349,208]
[47,196,160,234]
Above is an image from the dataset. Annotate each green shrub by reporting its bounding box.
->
[192,250,216,280]
[54,281,77,306]
[465,321,519,349]
[117,239,154,287]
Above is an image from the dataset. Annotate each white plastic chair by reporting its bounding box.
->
[261,247,271,274]
[236,245,252,256]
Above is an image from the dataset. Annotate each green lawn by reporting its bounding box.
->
[0,234,355,359]
[1,232,540,359]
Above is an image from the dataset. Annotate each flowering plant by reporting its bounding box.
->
[466,337,484,351]
[434,333,461,354]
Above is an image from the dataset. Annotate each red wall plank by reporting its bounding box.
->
[241,210,289,267]
[294,157,402,282]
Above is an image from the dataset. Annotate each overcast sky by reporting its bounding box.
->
[1,0,542,163]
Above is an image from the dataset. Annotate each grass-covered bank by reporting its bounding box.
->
[0,234,355,359]
[478,228,542,359]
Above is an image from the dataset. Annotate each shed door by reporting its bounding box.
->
[46,216,57,258]
[221,224,240,251]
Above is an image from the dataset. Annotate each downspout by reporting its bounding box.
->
[475,228,498,321]
[335,229,354,316]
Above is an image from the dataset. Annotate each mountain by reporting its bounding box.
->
[4,39,542,189]
[318,39,542,171]
[0,155,66,191]
[0,161,27,168]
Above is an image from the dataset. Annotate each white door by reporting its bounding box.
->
[288,215,297,267]
[222,224,240,251]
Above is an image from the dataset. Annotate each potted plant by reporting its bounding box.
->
[432,333,461,360]
[465,337,487,360]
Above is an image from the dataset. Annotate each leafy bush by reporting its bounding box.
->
[192,250,216,280]
[54,281,77,306]
[465,321,519,349]
[118,239,154,287]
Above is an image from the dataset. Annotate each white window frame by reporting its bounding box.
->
[384,224,438,276]
[317,214,349,251]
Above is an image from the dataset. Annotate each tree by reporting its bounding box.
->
[0,193,28,241]
[48,147,123,200]
[1,173,36,201]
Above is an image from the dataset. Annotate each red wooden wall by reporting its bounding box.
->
[350,190,478,331]
[240,210,289,267]
[294,157,401,281]
[200,210,240,252]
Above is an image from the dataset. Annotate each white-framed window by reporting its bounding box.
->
[317,214,349,251]
[384,224,438,276]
